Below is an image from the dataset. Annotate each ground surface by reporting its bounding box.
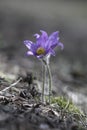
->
[0,72,87,130]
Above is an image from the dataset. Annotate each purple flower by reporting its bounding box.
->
[24,30,64,58]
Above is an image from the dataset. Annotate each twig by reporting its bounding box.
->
[0,78,22,95]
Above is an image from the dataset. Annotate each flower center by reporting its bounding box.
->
[36,47,45,55]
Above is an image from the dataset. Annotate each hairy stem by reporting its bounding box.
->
[41,61,46,103]
[41,55,52,104]
[46,63,52,104]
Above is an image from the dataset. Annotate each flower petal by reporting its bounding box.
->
[47,31,59,49]
[40,30,48,41]
[49,49,55,56]
[36,30,48,48]
[58,42,64,50]
[49,31,59,42]
[36,55,44,59]
[27,51,34,55]
[34,33,40,39]
[24,40,33,49]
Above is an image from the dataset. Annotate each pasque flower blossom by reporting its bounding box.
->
[24,30,63,58]
[24,30,64,104]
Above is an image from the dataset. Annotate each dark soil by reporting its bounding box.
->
[0,73,86,130]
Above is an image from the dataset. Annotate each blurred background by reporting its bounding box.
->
[0,0,87,113]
